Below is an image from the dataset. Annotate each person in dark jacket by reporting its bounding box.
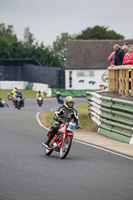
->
[43,96,80,147]
[114,44,121,66]
[117,45,129,65]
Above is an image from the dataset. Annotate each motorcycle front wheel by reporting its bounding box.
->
[59,135,72,159]
[17,102,21,110]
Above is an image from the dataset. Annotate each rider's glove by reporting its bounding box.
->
[75,124,81,129]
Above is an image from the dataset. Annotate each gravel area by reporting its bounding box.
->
[97,91,133,102]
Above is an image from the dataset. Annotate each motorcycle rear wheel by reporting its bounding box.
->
[8,95,12,100]
[59,135,72,159]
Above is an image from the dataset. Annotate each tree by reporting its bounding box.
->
[23,26,35,46]
[76,25,124,40]
[52,32,76,59]
[0,23,18,43]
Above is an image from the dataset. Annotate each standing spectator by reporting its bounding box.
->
[114,44,121,66]
[123,45,133,65]
[123,44,133,90]
[108,51,115,66]
[117,45,129,65]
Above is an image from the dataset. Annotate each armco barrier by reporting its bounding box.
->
[86,91,133,144]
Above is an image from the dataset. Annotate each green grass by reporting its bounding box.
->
[45,104,91,129]
[0,89,37,99]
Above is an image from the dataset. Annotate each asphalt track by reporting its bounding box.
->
[0,98,133,200]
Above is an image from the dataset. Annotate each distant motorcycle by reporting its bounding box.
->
[15,97,24,110]
[0,98,9,108]
[42,122,76,159]
[7,92,13,100]
[37,95,43,107]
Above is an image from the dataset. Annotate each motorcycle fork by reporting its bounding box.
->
[61,124,68,147]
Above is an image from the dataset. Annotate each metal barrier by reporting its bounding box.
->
[108,65,133,96]
[86,91,133,144]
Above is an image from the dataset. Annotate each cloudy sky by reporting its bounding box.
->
[0,0,133,46]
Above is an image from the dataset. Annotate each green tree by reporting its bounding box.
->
[52,32,76,59]
[0,23,18,43]
[76,25,124,40]
[23,26,35,46]
[0,37,11,58]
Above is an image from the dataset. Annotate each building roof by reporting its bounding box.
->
[66,39,133,70]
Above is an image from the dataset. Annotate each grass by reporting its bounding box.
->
[45,104,92,130]
[0,89,38,99]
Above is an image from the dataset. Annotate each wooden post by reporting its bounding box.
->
[131,70,133,96]
[122,69,125,96]
[119,69,123,95]
[112,70,116,92]
[115,70,119,92]
[125,69,129,96]
[108,70,111,92]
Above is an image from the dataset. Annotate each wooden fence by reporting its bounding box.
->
[108,65,133,96]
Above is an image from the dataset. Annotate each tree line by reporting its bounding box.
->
[0,23,125,69]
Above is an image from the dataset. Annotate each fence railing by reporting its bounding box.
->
[108,65,133,96]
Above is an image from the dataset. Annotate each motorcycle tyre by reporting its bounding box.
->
[59,135,72,159]
[8,96,12,101]
[17,102,21,110]
[45,148,53,156]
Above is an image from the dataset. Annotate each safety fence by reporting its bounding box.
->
[86,91,133,144]
[108,65,133,96]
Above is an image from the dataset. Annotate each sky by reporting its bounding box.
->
[0,0,133,46]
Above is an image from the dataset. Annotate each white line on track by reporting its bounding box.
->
[36,112,133,161]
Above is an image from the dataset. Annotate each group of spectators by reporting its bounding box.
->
[108,43,133,67]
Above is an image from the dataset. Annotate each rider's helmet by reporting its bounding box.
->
[56,91,60,94]
[38,91,41,94]
[15,87,17,90]
[64,96,75,109]
[18,89,21,95]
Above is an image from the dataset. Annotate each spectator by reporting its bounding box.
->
[114,44,121,66]
[108,51,115,66]
[123,45,133,65]
[117,45,128,65]
[123,44,133,90]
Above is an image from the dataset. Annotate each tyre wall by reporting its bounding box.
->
[86,91,133,144]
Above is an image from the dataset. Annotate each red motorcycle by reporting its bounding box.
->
[42,122,75,159]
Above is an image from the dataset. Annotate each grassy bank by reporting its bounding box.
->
[44,104,92,131]
[0,89,38,99]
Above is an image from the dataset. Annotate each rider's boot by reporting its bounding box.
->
[42,127,57,148]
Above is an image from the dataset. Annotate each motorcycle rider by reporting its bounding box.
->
[43,96,80,147]
[14,90,25,107]
[11,87,17,95]
[36,91,44,103]
[12,89,18,106]
[56,91,64,104]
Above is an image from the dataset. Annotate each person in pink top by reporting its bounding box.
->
[123,45,133,65]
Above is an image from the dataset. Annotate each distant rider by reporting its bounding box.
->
[36,91,44,103]
[56,91,63,104]
[11,87,17,95]
[14,90,25,107]
[43,96,80,147]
